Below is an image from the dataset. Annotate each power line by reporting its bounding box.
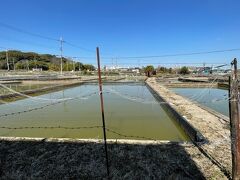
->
[0,21,239,63]
[0,46,8,50]
[64,41,95,53]
[115,48,240,59]
[60,47,240,61]
[0,35,58,50]
[102,62,229,65]
[0,22,95,53]
[0,22,59,42]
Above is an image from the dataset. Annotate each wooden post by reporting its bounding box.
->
[230,58,240,179]
[96,47,110,177]
[6,50,9,71]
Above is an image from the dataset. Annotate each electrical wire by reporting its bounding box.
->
[64,41,95,53]
[0,22,59,42]
[0,35,58,50]
[115,48,240,59]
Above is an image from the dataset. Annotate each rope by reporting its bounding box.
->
[0,91,98,118]
[0,83,73,102]
[105,128,155,140]
[0,125,156,140]
[0,125,102,130]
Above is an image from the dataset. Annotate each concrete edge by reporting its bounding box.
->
[145,82,206,143]
[0,136,193,146]
[0,81,84,100]
[187,99,229,123]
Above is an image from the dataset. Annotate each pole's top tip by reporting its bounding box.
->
[231,58,237,65]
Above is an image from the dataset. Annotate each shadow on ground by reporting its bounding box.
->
[0,140,205,179]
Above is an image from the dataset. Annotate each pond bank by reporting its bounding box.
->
[0,77,232,179]
[146,77,231,179]
[0,76,147,101]
[0,79,84,101]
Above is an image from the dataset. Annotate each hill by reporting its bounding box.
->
[0,50,95,71]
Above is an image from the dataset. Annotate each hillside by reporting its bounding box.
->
[0,50,95,71]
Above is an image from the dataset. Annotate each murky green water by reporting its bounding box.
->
[171,88,229,117]
[0,83,189,141]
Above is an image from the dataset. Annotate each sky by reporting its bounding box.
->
[0,0,240,67]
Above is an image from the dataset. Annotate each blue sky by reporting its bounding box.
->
[0,0,239,67]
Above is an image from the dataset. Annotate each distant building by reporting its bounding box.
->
[104,66,141,74]
[195,67,212,75]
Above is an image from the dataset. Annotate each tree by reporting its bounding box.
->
[157,66,168,73]
[144,65,154,77]
[75,62,84,71]
[0,50,95,72]
[144,65,154,73]
[179,66,190,74]
[83,64,95,71]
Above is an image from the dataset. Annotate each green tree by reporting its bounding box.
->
[144,65,154,73]
[75,62,84,71]
[83,64,95,71]
[144,65,154,77]
[0,50,95,71]
[179,66,190,74]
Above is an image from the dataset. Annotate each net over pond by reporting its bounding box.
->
[171,88,229,117]
[0,83,189,141]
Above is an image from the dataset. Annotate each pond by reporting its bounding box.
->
[0,83,189,141]
[0,83,55,95]
[171,88,229,117]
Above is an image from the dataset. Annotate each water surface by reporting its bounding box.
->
[0,84,189,141]
[171,88,229,116]
[0,84,55,95]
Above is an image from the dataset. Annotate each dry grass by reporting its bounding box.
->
[0,139,207,179]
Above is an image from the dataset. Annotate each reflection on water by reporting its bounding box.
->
[171,88,229,117]
[0,84,189,141]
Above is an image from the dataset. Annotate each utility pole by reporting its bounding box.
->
[229,58,240,180]
[72,60,75,71]
[96,47,110,177]
[67,61,68,71]
[26,60,29,71]
[6,50,9,71]
[12,58,15,71]
[60,37,63,75]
